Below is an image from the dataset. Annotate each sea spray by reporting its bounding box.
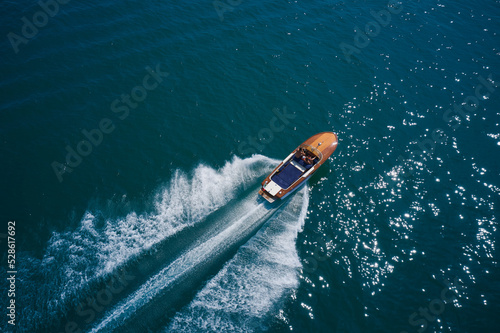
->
[167,186,309,332]
[10,155,278,332]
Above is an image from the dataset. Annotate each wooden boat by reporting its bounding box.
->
[259,132,338,203]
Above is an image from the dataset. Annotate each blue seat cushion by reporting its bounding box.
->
[272,163,303,189]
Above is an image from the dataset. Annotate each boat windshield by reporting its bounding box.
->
[299,144,323,160]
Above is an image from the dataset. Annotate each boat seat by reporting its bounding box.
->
[293,155,315,169]
[272,162,303,189]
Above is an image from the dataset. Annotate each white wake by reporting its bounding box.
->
[166,186,309,332]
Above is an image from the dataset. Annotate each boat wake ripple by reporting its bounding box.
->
[89,186,308,332]
[167,187,309,332]
[14,155,282,332]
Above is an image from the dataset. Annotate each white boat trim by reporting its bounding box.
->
[263,180,282,196]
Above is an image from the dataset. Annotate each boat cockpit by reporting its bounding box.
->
[270,144,323,189]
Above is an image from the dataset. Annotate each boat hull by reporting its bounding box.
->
[259,132,338,203]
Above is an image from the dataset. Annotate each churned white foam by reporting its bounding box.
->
[32,155,277,321]
[166,187,309,333]
[97,155,277,274]
[91,196,269,332]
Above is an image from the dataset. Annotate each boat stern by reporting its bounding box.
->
[258,189,276,203]
[259,179,283,203]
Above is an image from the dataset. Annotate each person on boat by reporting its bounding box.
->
[295,147,308,159]
[294,147,314,165]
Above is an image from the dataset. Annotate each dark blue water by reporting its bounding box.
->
[1,0,499,332]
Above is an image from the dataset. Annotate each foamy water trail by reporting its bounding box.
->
[71,155,277,277]
[90,195,271,332]
[166,187,309,332]
[15,155,278,332]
